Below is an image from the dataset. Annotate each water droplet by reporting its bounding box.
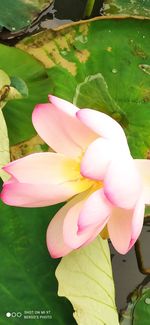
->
[143,35,146,39]
[12,27,16,31]
[145,298,150,304]
[130,39,133,43]
[108,30,111,33]
[112,68,118,74]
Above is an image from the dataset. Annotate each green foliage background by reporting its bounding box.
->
[0,10,150,325]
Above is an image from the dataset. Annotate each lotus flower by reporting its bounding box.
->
[1,96,150,258]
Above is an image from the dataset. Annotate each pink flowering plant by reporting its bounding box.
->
[1,95,150,259]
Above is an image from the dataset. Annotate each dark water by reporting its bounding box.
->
[54,0,88,20]
[54,0,104,19]
[111,217,150,313]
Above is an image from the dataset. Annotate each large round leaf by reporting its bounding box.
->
[103,0,150,17]
[56,236,119,325]
[17,17,150,158]
[0,44,53,145]
[0,191,75,324]
[0,0,51,32]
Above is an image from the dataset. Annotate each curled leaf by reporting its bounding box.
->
[56,236,119,325]
[0,109,10,180]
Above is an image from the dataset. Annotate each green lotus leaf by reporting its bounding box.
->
[56,236,119,325]
[0,44,53,146]
[0,0,51,32]
[103,0,150,18]
[17,17,150,158]
[120,285,150,325]
[73,73,127,126]
[0,195,75,325]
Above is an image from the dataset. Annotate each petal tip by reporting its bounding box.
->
[2,165,7,172]
[77,221,86,234]
[0,186,10,205]
[48,94,54,103]
[2,161,16,173]
[46,237,65,259]
[48,94,64,107]
[76,109,82,119]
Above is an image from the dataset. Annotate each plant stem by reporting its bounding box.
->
[84,0,95,18]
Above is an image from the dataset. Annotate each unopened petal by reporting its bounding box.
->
[46,191,103,258]
[78,189,111,231]
[49,95,78,113]
[46,203,74,259]
[80,137,118,180]
[32,97,97,158]
[135,159,150,205]
[104,156,142,209]
[108,196,145,254]
[63,194,105,250]
[76,109,129,149]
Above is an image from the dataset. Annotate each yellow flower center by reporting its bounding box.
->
[63,155,103,196]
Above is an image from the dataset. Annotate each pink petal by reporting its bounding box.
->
[1,176,92,208]
[49,95,78,113]
[32,97,97,158]
[104,156,142,209]
[3,152,80,184]
[46,191,103,258]
[78,189,111,231]
[108,196,145,254]
[81,137,118,180]
[46,203,74,258]
[63,195,107,250]
[135,159,150,205]
[76,109,129,149]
